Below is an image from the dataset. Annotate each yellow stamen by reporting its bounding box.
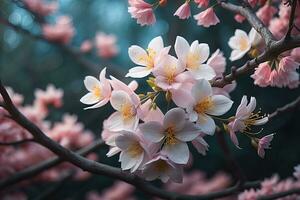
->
[127,143,143,158]
[121,103,135,121]
[138,48,156,69]
[92,86,102,98]
[164,66,176,84]
[187,52,200,69]
[165,126,177,145]
[239,37,249,51]
[154,160,169,172]
[194,97,213,114]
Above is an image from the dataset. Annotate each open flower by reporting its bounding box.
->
[80,68,111,109]
[115,131,147,172]
[109,90,139,132]
[175,36,215,80]
[185,79,233,135]
[139,108,200,164]
[174,2,191,19]
[194,8,220,27]
[228,96,268,147]
[257,134,274,158]
[153,54,189,91]
[127,36,169,78]
[142,154,183,183]
[128,0,156,26]
[228,28,262,61]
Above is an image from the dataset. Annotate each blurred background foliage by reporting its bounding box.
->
[0,0,299,199]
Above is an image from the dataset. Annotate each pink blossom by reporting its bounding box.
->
[80,40,93,53]
[228,96,268,147]
[238,188,258,200]
[234,14,246,23]
[42,16,75,44]
[174,2,191,19]
[194,8,220,27]
[251,62,272,87]
[256,4,277,26]
[257,134,274,158]
[95,32,119,59]
[207,49,226,78]
[291,47,300,61]
[194,0,209,8]
[128,0,156,26]
[248,0,257,7]
[23,0,58,16]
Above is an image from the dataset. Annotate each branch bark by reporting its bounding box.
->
[268,96,300,120]
[0,138,35,146]
[257,187,300,200]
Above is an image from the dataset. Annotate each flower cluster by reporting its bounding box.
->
[81,36,273,183]
[23,0,58,16]
[228,3,300,89]
[0,85,96,195]
[128,0,220,27]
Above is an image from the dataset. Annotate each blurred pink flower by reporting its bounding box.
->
[23,0,58,16]
[234,14,246,23]
[194,8,220,27]
[257,134,274,158]
[80,40,93,53]
[42,16,75,44]
[194,0,209,8]
[256,4,277,26]
[95,32,119,58]
[128,0,156,26]
[174,2,191,19]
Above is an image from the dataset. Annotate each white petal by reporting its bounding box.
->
[115,133,135,150]
[148,36,164,53]
[128,45,148,66]
[254,117,268,125]
[126,66,152,78]
[110,90,130,111]
[192,137,209,155]
[207,95,233,116]
[191,79,212,102]
[247,96,256,113]
[120,151,138,170]
[131,153,144,172]
[229,49,248,61]
[84,98,109,110]
[197,114,216,135]
[163,108,186,131]
[106,147,121,157]
[139,121,164,143]
[84,76,100,91]
[190,42,210,64]
[162,142,189,164]
[106,112,124,132]
[249,28,262,46]
[190,64,216,80]
[175,36,190,63]
[80,93,99,105]
[175,121,200,141]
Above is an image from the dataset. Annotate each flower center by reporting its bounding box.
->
[92,86,102,98]
[194,97,213,114]
[154,160,169,172]
[239,37,249,51]
[165,126,177,145]
[164,66,176,85]
[121,103,135,121]
[187,52,200,69]
[244,112,266,130]
[127,142,143,158]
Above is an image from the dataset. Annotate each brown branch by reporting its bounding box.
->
[212,36,300,87]
[0,77,263,200]
[0,138,35,146]
[285,0,298,39]
[0,139,104,190]
[219,1,275,46]
[268,96,300,120]
[257,187,300,200]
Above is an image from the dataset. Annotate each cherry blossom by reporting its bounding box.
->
[174,2,191,19]
[194,8,220,27]
[257,134,274,158]
[80,68,111,109]
[128,0,156,26]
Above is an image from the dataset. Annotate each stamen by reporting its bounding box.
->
[165,126,177,145]
[121,103,135,121]
[92,86,102,98]
[127,143,143,157]
[154,160,169,172]
[194,97,213,114]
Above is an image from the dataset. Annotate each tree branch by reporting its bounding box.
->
[268,96,300,120]
[212,36,300,87]
[285,0,298,39]
[219,1,275,46]
[0,139,104,190]
[0,77,262,200]
[0,138,35,146]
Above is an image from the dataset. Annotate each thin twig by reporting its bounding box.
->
[0,138,35,146]
[268,96,300,120]
[0,138,104,190]
[285,0,298,39]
